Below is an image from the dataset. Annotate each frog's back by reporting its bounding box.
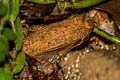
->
[22,15,93,57]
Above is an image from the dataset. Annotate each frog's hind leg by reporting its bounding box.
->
[58,38,88,56]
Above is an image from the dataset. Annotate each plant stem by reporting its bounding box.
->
[0,19,5,34]
[10,20,16,33]
[10,20,17,58]
[57,0,105,10]
[93,27,120,43]
[72,0,105,9]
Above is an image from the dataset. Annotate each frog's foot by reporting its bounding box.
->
[89,36,106,50]
[21,20,30,38]
[22,24,29,38]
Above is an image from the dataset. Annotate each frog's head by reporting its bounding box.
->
[87,9,116,35]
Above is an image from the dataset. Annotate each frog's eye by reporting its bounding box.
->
[88,9,97,18]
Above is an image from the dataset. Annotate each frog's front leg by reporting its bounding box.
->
[21,19,45,38]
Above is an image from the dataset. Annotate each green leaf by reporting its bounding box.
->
[0,19,5,33]
[0,35,9,56]
[72,0,105,9]
[0,0,9,20]
[0,52,5,62]
[0,2,8,17]
[93,27,120,43]
[9,0,19,21]
[0,63,13,80]
[9,0,19,32]
[27,0,56,4]
[13,51,26,74]
[0,69,13,80]
[15,17,23,51]
[2,28,17,40]
[4,63,12,75]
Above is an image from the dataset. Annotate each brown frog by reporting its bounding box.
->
[22,14,93,57]
[22,9,116,57]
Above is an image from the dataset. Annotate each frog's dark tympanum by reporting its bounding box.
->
[21,9,117,79]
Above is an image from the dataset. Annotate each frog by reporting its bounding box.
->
[22,9,116,57]
[21,9,117,79]
[22,13,93,57]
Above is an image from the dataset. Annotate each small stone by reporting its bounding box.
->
[112,46,116,50]
[105,45,109,50]
[65,74,68,79]
[72,64,75,68]
[76,57,80,63]
[75,63,79,68]
[68,66,71,71]
[101,46,104,49]
[64,57,68,61]
[67,71,70,75]
[75,69,79,72]
[86,49,90,53]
